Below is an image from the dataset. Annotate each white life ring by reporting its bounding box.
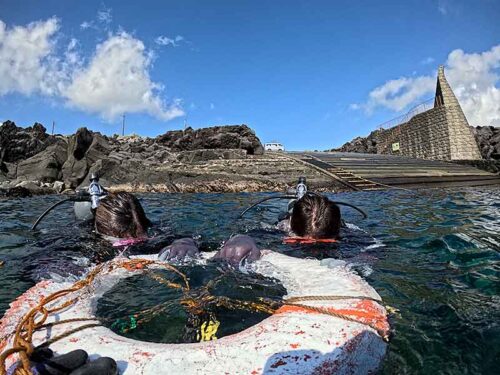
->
[0,251,389,374]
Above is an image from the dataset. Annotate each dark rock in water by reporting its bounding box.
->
[0,120,55,163]
[4,186,32,198]
[16,141,68,183]
[157,125,264,155]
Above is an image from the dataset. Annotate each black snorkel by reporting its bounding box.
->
[31,173,107,230]
[238,177,368,219]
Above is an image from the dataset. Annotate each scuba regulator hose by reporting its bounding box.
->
[239,195,296,218]
[239,193,368,219]
[31,173,107,231]
[31,195,92,231]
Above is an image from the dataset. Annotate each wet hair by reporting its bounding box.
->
[290,194,341,239]
[95,192,152,238]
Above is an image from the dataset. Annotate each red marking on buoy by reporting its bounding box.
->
[137,351,153,358]
[276,300,389,337]
[270,359,287,368]
[312,359,341,375]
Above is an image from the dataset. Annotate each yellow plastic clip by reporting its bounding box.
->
[197,318,220,342]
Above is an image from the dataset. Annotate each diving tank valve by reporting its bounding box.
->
[88,172,106,209]
[32,173,108,230]
[74,173,107,221]
[296,177,307,200]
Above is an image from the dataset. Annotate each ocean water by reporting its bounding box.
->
[0,188,499,374]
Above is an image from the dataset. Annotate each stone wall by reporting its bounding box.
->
[376,106,451,160]
[374,66,481,161]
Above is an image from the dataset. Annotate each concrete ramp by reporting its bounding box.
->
[293,152,500,190]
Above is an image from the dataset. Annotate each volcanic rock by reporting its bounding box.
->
[329,130,381,153]
[61,128,112,188]
[157,125,264,155]
[472,126,500,160]
[16,141,68,183]
[1,121,344,195]
[0,121,55,163]
[176,149,247,163]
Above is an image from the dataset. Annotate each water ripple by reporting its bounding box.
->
[0,187,499,374]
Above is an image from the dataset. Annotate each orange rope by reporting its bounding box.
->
[0,258,390,375]
[0,259,187,375]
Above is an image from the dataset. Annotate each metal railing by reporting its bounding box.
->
[376,98,434,130]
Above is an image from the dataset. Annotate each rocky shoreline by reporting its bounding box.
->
[0,121,343,197]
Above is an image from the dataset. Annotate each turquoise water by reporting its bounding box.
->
[0,188,499,374]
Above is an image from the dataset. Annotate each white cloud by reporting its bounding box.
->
[97,7,112,24]
[421,57,435,65]
[81,6,112,31]
[445,46,500,126]
[437,0,461,17]
[438,0,448,15]
[357,75,435,114]
[80,21,95,30]
[64,32,184,121]
[0,18,60,96]
[351,44,500,126]
[155,35,184,47]
[0,17,184,122]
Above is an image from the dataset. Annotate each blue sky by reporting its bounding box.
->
[0,0,499,150]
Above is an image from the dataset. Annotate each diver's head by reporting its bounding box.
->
[94,192,151,239]
[290,193,341,239]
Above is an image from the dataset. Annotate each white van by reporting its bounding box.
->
[264,142,285,152]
